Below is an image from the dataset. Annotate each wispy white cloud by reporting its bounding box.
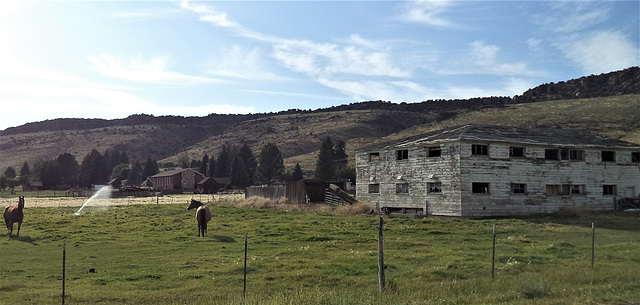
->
[559,31,638,75]
[536,2,610,33]
[179,0,236,28]
[203,45,288,81]
[87,53,221,85]
[398,0,456,28]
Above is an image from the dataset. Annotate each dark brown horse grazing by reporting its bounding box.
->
[187,199,211,237]
[4,196,25,238]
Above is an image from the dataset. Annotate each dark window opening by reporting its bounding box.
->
[428,182,442,193]
[396,149,409,160]
[545,149,559,160]
[509,147,525,158]
[472,182,489,194]
[601,151,615,162]
[368,184,380,193]
[428,147,441,157]
[631,152,640,163]
[603,185,616,195]
[396,183,409,194]
[471,144,488,156]
[510,183,526,194]
[369,152,380,162]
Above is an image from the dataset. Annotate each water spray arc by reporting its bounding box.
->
[74,185,113,215]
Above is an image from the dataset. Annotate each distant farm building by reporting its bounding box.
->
[197,177,230,194]
[23,181,43,192]
[355,124,640,217]
[148,168,204,192]
[246,179,355,205]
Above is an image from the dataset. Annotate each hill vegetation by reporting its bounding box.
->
[0,67,639,176]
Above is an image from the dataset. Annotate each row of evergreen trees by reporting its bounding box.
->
[0,148,161,191]
[1,137,355,192]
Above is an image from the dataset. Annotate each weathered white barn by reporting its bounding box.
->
[355,125,640,217]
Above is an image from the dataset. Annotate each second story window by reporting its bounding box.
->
[509,147,525,158]
[601,151,615,162]
[369,152,380,162]
[471,144,488,156]
[631,152,640,163]
[396,183,409,194]
[428,147,441,157]
[396,149,409,160]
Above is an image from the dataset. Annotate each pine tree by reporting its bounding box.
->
[127,161,143,186]
[215,144,232,177]
[314,136,335,180]
[230,154,250,188]
[292,162,304,181]
[20,161,31,177]
[237,144,257,184]
[255,143,284,185]
[57,153,79,187]
[143,157,159,180]
[80,149,108,187]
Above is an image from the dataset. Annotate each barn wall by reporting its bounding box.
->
[458,141,640,217]
[356,138,640,217]
[355,141,463,216]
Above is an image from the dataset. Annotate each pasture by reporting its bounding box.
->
[1,196,640,304]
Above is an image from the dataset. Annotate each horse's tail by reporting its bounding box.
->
[197,208,207,234]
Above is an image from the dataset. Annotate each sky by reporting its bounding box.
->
[0,0,638,131]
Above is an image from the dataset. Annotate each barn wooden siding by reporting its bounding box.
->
[356,125,640,218]
[245,180,351,204]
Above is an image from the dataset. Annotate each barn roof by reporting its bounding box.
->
[357,124,640,151]
[150,168,203,178]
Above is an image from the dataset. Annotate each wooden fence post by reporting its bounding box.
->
[492,223,496,281]
[244,233,248,298]
[591,222,595,269]
[378,216,385,292]
[62,239,66,305]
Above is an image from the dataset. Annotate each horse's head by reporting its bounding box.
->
[187,199,203,210]
[18,196,24,209]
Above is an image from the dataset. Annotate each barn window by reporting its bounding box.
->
[428,182,442,193]
[603,185,617,196]
[428,147,441,157]
[601,151,615,162]
[472,182,489,194]
[509,146,525,158]
[631,152,640,163]
[471,144,488,156]
[570,185,585,195]
[510,183,526,194]
[396,149,409,160]
[545,149,559,160]
[396,183,409,194]
[559,149,584,161]
[546,184,584,196]
[368,184,380,193]
[369,152,380,162]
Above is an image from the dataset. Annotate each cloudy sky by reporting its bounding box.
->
[0,0,638,130]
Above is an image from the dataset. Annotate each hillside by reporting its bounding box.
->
[0,67,639,175]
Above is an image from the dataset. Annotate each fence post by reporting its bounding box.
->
[62,239,66,305]
[492,223,496,281]
[378,216,385,292]
[591,222,595,268]
[244,233,248,298]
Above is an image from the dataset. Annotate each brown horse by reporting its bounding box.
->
[187,199,211,237]
[4,196,25,238]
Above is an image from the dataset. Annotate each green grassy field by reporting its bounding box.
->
[1,201,639,305]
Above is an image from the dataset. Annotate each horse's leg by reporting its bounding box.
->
[7,222,12,238]
[16,221,21,237]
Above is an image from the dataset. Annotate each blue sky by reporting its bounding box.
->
[0,1,638,130]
